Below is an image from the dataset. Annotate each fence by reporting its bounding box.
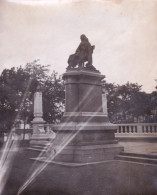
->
[117,123,157,134]
[2,123,157,143]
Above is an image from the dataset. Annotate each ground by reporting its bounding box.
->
[1,144,157,195]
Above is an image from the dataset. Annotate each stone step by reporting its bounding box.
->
[26,143,50,152]
[30,140,51,146]
[115,153,157,165]
[26,147,47,152]
[119,152,157,159]
[73,140,118,146]
[28,133,67,153]
[115,133,157,142]
[116,133,157,137]
[32,145,48,150]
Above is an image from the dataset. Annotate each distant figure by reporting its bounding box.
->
[67,34,95,69]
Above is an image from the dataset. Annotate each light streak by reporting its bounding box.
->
[0,76,35,195]
[7,0,78,6]
[17,84,105,195]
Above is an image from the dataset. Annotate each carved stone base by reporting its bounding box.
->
[31,117,45,134]
[52,123,123,163]
[55,144,123,163]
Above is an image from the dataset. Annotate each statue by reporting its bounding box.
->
[67,34,96,70]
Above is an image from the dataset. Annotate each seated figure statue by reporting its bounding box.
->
[67,34,95,69]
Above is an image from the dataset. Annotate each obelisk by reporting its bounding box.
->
[31,87,45,134]
[30,86,49,146]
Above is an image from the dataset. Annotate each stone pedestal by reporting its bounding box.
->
[61,70,109,123]
[53,69,123,163]
[31,91,45,133]
[30,91,49,146]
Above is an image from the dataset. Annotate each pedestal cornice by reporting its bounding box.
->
[63,69,105,80]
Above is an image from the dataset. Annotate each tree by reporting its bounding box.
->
[0,60,65,133]
[149,91,157,122]
[0,67,31,132]
[42,71,65,124]
[104,81,143,123]
[129,92,152,122]
[0,60,156,134]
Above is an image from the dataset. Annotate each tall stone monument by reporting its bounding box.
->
[30,86,52,145]
[53,35,123,163]
[31,86,45,134]
[102,82,108,116]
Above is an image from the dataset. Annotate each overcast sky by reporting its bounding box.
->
[0,0,157,92]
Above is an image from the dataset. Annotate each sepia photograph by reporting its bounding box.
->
[0,0,157,194]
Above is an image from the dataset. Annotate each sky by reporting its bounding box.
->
[0,0,157,92]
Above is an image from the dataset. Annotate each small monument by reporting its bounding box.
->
[102,82,108,116]
[31,85,45,134]
[30,86,53,145]
[53,35,123,163]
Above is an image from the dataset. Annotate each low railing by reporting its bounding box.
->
[117,123,157,133]
[38,123,157,134]
[41,123,157,134]
[3,123,157,143]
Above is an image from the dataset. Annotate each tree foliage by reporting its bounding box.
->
[0,61,157,133]
[0,60,65,132]
[104,81,157,123]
